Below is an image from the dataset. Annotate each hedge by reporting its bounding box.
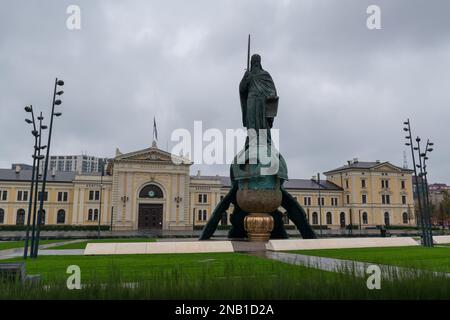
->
[0,225,110,232]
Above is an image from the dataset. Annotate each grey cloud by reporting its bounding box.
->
[0,0,449,182]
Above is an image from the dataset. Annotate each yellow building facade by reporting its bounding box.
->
[0,145,415,231]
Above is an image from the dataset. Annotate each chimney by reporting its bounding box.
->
[15,165,21,174]
[353,157,359,163]
[51,167,56,177]
[375,160,381,164]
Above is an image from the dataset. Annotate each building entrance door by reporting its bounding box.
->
[138,204,163,230]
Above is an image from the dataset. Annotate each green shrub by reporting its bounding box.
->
[0,225,110,232]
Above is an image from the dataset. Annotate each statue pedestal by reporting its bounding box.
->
[244,213,274,242]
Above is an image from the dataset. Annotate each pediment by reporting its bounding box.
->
[114,147,191,165]
[371,162,403,172]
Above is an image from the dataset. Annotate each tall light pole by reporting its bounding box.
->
[23,105,37,259]
[29,112,47,257]
[417,138,434,247]
[32,78,65,258]
[403,119,427,246]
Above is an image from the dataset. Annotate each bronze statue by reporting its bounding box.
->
[239,54,278,131]
[199,36,316,241]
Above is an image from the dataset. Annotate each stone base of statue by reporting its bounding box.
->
[244,213,274,242]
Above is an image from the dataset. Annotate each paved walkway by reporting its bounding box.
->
[251,251,450,279]
[0,239,86,260]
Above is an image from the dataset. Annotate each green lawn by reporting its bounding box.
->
[49,238,156,250]
[0,239,65,251]
[3,252,449,299]
[289,246,450,273]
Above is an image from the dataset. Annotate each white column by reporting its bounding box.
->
[78,188,85,224]
[71,187,79,224]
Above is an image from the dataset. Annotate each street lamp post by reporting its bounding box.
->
[29,112,46,257]
[417,138,434,247]
[32,78,64,258]
[23,105,37,259]
[403,119,427,246]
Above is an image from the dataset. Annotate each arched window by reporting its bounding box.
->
[402,212,408,224]
[362,212,368,224]
[57,209,66,224]
[39,210,46,225]
[312,212,318,225]
[88,209,93,221]
[340,212,346,228]
[139,184,163,198]
[326,212,332,225]
[0,208,4,224]
[94,209,99,221]
[16,209,25,225]
[384,212,390,226]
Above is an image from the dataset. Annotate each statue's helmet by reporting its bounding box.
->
[250,54,262,69]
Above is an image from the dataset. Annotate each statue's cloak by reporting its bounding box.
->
[240,69,277,129]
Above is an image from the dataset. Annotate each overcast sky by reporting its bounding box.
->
[1,0,449,182]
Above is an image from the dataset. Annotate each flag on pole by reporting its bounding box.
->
[153,116,158,141]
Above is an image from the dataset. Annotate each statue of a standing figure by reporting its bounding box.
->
[239,54,278,131]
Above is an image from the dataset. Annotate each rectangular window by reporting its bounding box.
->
[361,179,366,188]
[346,195,350,204]
[304,197,311,206]
[198,194,207,204]
[401,180,406,189]
[17,191,28,201]
[382,195,386,204]
[345,179,349,189]
[386,195,390,204]
[402,195,406,205]
[331,197,338,206]
[317,197,324,206]
[95,191,100,201]
[89,190,94,201]
[362,194,367,204]
[0,190,8,201]
[58,192,68,202]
